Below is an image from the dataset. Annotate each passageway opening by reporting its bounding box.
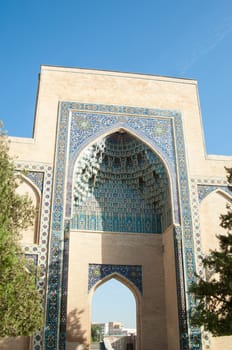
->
[91,278,137,348]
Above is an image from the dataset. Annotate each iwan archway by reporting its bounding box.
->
[66,128,173,350]
[8,66,232,350]
[45,101,200,350]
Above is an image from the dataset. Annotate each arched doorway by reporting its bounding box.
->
[66,130,176,350]
[200,190,232,253]
[91,277,137,349]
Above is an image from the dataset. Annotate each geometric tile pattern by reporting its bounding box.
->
[173,225,189,349]
[172,118,201,350]
[70,109,174,159]
[16,161,53,350]
[44,101,201,350]
[88,264,143,294]
[59,220,70,350]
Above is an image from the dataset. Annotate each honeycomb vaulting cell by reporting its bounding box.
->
[71,131,172,233]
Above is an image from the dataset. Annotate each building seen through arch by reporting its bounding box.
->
[2,66,232,350]
[91,278,136,339]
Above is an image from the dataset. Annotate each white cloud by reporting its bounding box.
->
[179,16,232,74]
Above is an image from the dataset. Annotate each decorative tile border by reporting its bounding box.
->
[45,102,201,350]
[190,177,230,276]
[173,225,189,349]
[59,220,70,350]
[16,162,53,350]
[88,264,143,294]
[172,115,202,349]
[45,102,71,349]
[190,177,231,350]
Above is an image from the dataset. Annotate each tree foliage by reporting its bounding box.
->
[0,122,43,337]
[189,168,232,336]
[91,324,102,342]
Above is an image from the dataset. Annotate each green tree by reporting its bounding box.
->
[189,168,232,336]
[91,324,102,342]
[0,122,43,337]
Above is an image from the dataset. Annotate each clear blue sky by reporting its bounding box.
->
[92,279,136,329]
[1,0,232,329]
[1,1,232,155]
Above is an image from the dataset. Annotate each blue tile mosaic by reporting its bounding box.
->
[59,220,70,348]
[15,161,52,350]
[71,132,171,234]
[44,101,201,350]
[70,113,174,160]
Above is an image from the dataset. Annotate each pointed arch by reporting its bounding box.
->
[66,124,178,225]
[19,173,42,198]
[72,124,173,175]
[16,174,41,244]
[200,189,231,253]
[198,185,232,203]
[89,273,141,350]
